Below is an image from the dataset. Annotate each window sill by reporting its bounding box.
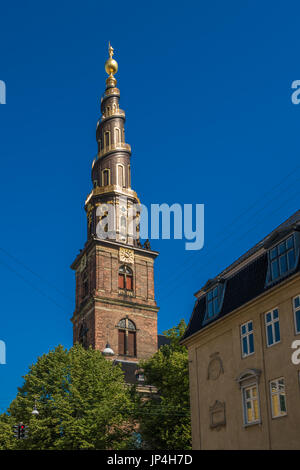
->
[242,352,255,359]
[243,420,261,428]
[266,340,281,349]
[118,288,134,297]
[271,413,287,420]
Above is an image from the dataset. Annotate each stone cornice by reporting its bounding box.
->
[71,237,159,270]
[71,293,159,323]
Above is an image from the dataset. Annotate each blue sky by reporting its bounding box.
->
[1,0,300,412]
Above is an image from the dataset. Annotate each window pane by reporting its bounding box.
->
[245,389,251,399]
[278,241,286,255]
[273,309,279,319]
[208,290,213,301]
[118,330,125,355]
[208,301,213,318]
[213,287,218,298]
[242,337,248,356]
[270,247,277,260]
[267,324,273,345]
[295,311,300,334]
[253,398,259,420]
[287,236,294,249]
[246,402,252,422]
[279,394,286,413]
[294,296,300,309]
[288,249,295,270]
[241,324,246,335]
[127,319,136,330]
[126,275,133,290]
[118,274,125,288]
[213,298,218,314]
[128,331,136,356]
[279,255,288,275]
[249,333,254,354]
[271,260,279,279]
[266,312,272,323]
[272,394,280,417]
[274,321,280,343]
[248,321,253,332]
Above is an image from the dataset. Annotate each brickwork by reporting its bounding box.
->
[71,239,159,362]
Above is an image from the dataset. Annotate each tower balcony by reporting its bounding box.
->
[101,87,120,102]
[98,142,131,158]
[101,108,125,121]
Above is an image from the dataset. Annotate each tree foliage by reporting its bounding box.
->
[136,319,191,449]
[0,344,135,450]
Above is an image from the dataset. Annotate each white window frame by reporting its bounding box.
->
[293,294,300,335]
[240,320,255,358]
[242,383,261,426]
[265,308,281,347]
[270,377,287,419]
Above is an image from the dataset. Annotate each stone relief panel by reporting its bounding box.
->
[207,352,224,380]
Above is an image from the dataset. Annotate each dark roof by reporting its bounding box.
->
[183,211,300,342]
[114,360,139,384]
[114,335,171,385]
[158,334,171,348]
[195,210,300,296]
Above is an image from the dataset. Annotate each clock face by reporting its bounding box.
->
[119,248,134,264]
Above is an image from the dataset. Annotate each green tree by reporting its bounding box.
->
[0,413,15,449]
[136,319,191,449]
[0,344,135,450]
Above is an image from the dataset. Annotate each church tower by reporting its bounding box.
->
[71,45,159,369]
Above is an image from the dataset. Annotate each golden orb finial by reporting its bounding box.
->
[105,42,118,77]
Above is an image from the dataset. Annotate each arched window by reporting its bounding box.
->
[118,265,133,290]
[78,322,89,349]
[117,164,124,187]
[104,131,110,148]
[82,271,89,298]
[102,169,110,186]
[115,127,120,144]
[128,165,131,187]
[117,317,136,356]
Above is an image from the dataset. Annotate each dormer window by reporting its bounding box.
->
[268,234,298,283]
[204,280,226,322]
[207,287,219,318]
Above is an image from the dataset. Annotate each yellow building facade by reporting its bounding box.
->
[182,211,300,449]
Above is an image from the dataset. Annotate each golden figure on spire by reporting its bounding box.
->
[105,42,118,77]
